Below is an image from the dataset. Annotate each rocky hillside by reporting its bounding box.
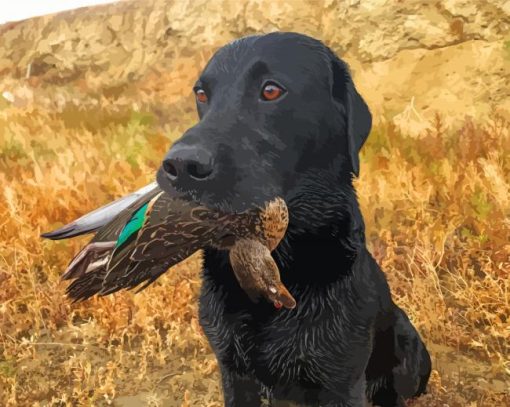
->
[0,0,509,134]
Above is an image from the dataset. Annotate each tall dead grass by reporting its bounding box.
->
[0,103,508,405]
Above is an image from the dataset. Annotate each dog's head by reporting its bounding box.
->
[157,32,371,214]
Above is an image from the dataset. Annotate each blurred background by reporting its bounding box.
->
[0,0,508,405]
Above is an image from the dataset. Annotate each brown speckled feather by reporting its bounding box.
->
[230,239,295,309]
[61,193,294,307]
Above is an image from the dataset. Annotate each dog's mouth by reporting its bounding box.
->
[156,166,277,214]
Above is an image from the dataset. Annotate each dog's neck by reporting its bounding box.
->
[203,170,365,291]
[274,172,365,285]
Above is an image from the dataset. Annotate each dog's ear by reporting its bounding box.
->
[329,54,372,177]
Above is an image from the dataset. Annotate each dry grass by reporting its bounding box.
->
[0,95,509,405]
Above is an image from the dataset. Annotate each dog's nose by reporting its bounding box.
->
[162,145,214,181]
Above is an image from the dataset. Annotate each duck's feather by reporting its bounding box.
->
[63,191,216,300]
[116,202,150,248]
[129,193,219,261]
[100,244,200,296]
[56,189,286,303]
[66,267,108,302]
[62,241,115,280]
[98,193,219,293]
[41,182,159,240]
[60,186,162,282]
[90,186,162,243]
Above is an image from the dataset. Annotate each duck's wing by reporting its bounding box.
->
[65,194,220,301]
[60,185,163,281]
[65,244,199,301]
[98,194,219,291]
[98,244,201,297]
[41,182,159,240]
[129,195,220,261]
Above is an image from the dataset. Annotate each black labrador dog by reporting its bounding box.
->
[156,32,431,406]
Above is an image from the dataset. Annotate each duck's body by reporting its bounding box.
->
[42,187,294,308]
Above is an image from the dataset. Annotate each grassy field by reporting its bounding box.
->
[0,2,509,400]
[0,96,508,405]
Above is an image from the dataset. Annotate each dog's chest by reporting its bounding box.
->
[199,282,356,386]
[252,313,345,385]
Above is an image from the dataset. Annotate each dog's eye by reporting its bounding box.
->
[195,88,208,103]
[261,82,285,101]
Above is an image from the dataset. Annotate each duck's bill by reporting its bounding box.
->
[270,283,297,310]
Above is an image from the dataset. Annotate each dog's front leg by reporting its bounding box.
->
[321,378,369,407]
[219,364,262,407]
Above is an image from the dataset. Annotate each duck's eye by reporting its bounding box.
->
[261,82,285,101]
[195,88,208,103]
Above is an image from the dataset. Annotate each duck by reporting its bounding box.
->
[42,185,295,309]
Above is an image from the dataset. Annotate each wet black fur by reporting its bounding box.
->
[158,32,431,407]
